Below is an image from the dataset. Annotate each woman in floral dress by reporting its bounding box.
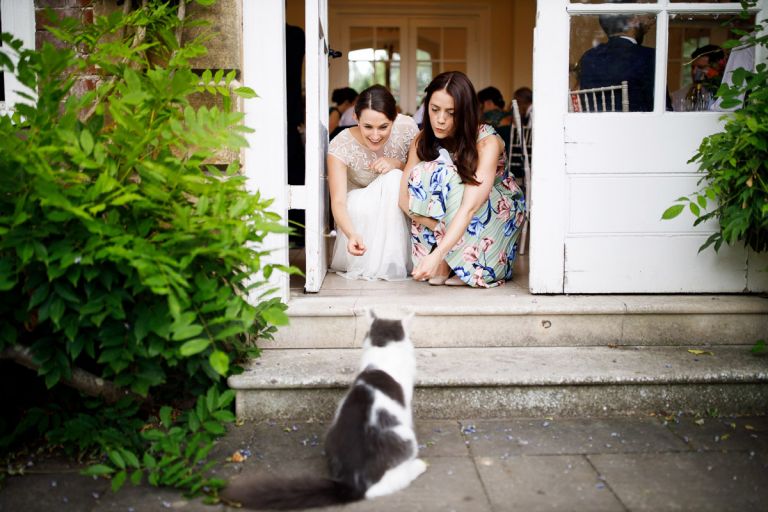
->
[398,71,525,287]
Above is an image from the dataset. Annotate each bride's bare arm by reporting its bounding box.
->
[328,154,366,255]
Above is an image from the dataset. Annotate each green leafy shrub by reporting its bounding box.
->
[663,4,767,254]
[0,0,291,498]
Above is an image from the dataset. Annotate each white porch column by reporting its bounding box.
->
[242,0,290,302]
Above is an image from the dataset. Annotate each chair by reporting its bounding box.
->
[568,81,629,112]
[510,99,531,256]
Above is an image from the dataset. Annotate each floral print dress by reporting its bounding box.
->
[407,125,525,287]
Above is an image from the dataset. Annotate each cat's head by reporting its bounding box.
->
[362,309,414,349]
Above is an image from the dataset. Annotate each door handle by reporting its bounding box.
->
[329,48,343,59]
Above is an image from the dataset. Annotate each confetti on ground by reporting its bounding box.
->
[687,349,714,356]
[462,425,477,434]
[229,449,251,463]
[695,418,705,426]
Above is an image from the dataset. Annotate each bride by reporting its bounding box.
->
[327,85,419,280]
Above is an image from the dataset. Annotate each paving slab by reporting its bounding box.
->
[661,415,768,454]
[588,451,768,512]
[474,454,625,512]
[459,418,689,457]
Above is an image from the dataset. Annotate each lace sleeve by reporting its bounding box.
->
[384,115,419,163]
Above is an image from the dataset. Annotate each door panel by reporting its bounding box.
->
[533,0,768,293]
[304,0,330,292]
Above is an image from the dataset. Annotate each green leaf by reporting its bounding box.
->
[752,339,766,355]
[108,450,126,469]
[111,469,127,492]
[661,204,685,220]
[203,421,225,435]
[688,202,701,217]
[233,86,257,98]
[179,338,211,356]
[83,464,114,476]
[80,129,94,155]
[209,350,229,376]
[142,453,157,469]
[120,449,140,469]
[130,469,143,486]
[171,323,204,341]
[159,405,173,428]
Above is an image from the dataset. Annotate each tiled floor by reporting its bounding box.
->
[289,249,530,299]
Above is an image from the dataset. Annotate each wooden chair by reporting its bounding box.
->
[569,81,629,112]
[510,99,531,256]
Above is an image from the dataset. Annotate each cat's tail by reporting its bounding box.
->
[221,475,363,510]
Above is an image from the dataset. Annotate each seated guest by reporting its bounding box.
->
[329,87,358,140]
[477,86,512,128]
[671,45,725,111]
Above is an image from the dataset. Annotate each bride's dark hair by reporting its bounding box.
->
[354,84,398,121]
[416,71,480,185]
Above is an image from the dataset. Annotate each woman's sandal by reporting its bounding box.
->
[428,274,450,286]
[444,275,466,286]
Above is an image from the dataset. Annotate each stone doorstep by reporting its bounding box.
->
[229,346,768,419]
[270,295,768,348]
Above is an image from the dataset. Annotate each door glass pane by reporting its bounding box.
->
[668,11,755,111]
[348,26,402,107]
[375,27,400,61]
[417,28,441,60]
[416,61,435,103]
[443,28,467,60]
[350,27,374,54]
[349,60,375,93]
[569,13,658,112]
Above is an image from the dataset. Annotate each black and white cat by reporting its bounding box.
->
[222,310,426,510]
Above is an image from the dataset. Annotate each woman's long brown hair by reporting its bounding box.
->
[416,71,480,185]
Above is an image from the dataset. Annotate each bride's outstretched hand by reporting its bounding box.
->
[347,234,366,256]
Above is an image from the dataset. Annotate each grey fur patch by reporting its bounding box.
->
[368,319,405,347]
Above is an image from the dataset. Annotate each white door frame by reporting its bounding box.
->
[242,0,290,302]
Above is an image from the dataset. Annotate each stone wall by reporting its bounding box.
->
[33,0,242,164]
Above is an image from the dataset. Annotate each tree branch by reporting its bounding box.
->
[1,345,145,405]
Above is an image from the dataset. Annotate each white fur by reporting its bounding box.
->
[365,458,428,499]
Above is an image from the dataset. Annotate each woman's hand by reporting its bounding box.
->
[347,233,366,256]
[370,157,401,175]
[411,251,444,281]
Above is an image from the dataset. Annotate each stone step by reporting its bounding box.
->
[228,345,768,419]
[269,294,768,348]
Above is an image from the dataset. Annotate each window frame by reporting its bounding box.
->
[566,0,764,114]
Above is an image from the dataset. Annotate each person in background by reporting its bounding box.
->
[512,87,533,128]
[327,85,419,281]
[477,86,512,128]
[671,45,725,111]
[400,72,526,288]
[577,10,660,112]
[329,87,358,140]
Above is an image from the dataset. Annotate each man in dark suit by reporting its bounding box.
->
[578,13,657,112]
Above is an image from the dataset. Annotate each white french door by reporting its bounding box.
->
[304,0,331,292]
[532,0,768,293]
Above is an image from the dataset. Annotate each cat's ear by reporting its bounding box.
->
[365,308,377,323]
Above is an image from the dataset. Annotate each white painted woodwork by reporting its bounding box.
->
[533,0,768,293]
[304,0,330,293]
[0,0,35,114]
[242,0,290,302]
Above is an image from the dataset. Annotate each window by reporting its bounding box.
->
[567,1,758,113]
[334,12,484,115]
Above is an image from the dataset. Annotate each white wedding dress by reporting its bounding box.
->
[327,114,418,281]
